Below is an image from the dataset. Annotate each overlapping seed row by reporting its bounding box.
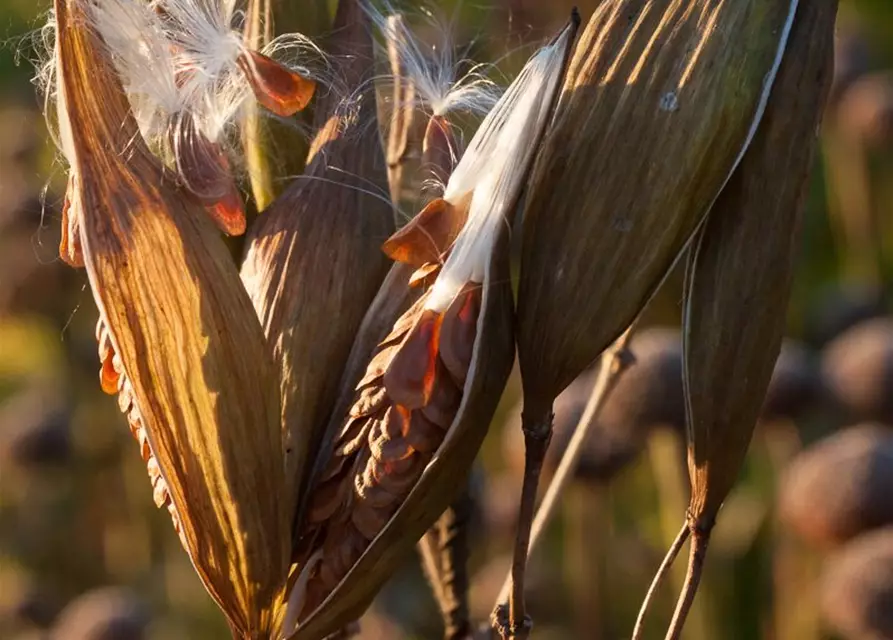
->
[298,267,481,613]
[94,317,187,550]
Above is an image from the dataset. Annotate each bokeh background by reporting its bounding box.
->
[2,1,893,639]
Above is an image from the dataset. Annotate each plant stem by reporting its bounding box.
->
[492,327,635,637]
[418,483,474,640]
[632,522,690,640]
[664,526,711,640]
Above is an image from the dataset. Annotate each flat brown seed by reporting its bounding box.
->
[351,501,391,540]
[384,310,443,409]
[354,479,396,509]
[439,286,481,385]
[357,344,400,389]
[350,386,388,418]
[307,480,347,525]
[171,114,231,203]
[204,182,247,237]
[382,198,456,267]
[421,361,462,428]
[238,49,316,117]
[370,435,414,462]
[405,412,445,454]
[409,262,441,288]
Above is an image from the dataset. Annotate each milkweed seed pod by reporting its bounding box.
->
[778,424,893,548]
[241,0,395,523]
[660,1,836,636]
[820,527,893,640]
[280,17,579,639]
[822,318,893,425]
[516,0,801,424]
[50,0,289,635]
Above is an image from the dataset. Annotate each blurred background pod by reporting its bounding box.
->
[659,1,837,637]
[54,0,290,635]
[778,423,893,550]
[819,526,893,640]
[515,0,802,419]
[240,0,395,528]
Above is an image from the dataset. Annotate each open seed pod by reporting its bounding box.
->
[517,0,802,421]
[820,527,893,640]
[53,1,289,635]
[778,424,893,548]
[241,0,395,523]
[647,2,836,637]
[280,16,580,639]
[821,318,893,425]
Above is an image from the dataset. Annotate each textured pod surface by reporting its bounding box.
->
[55,0,288,634]
[285,14,579,636]
[682,0,837,526]
[291,224,514,640]
[517,0,799,414]
[241,0,395,521]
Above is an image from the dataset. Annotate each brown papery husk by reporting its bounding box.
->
[241,0,395,528]
[54,0,289,636]
[291,225,515,640]
[516,0,800,420]
[652,2,837,639]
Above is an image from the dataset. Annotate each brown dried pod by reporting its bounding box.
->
[822,318,893,425]
[820,527,893,640]
[778,424,893,549]
[517,0,802,419]
[241,0,395,523]
[53,1,289,635]
[637,2,837,637]
[510,3,801,629]
[280,17,579,639]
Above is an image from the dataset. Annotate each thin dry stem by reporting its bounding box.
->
[493,326,635,637]
[665,528,711,640]
[631,522,691,640]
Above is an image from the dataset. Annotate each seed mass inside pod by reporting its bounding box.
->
[283,15,579,635]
